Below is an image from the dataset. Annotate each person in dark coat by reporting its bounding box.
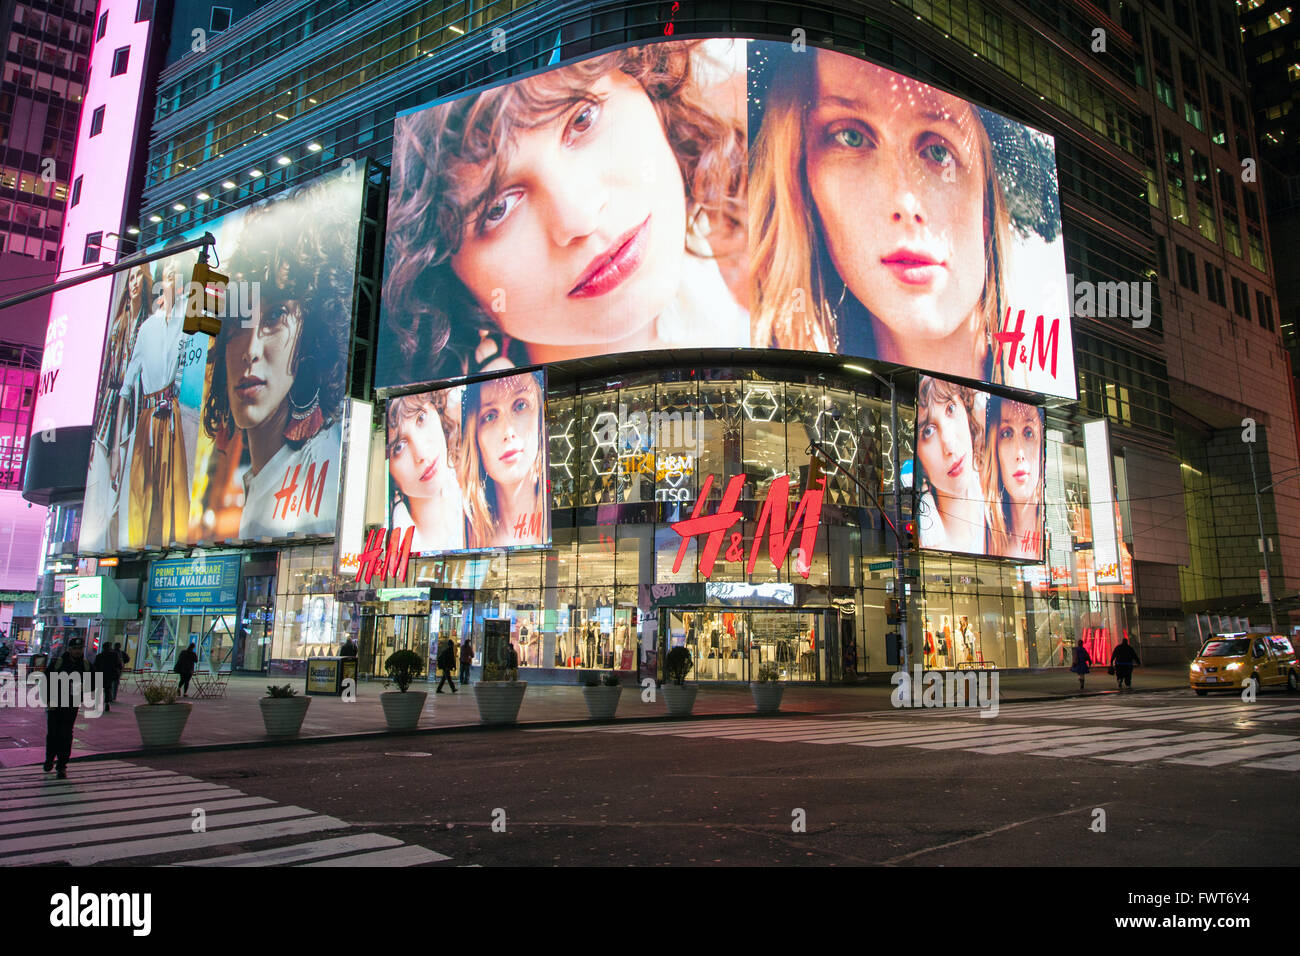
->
[1109,637,1141,691]
[175,642,199,697]
[505,640,519,675]
[435,638,457,693]
[44,637,88,778]
[92,642,120,712]
[459,638,474,686]
[340,636,359,659]
[1069,638,1092,690]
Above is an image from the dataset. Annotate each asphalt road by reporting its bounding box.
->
[6,690,1296,868]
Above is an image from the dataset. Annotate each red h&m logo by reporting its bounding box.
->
[670,473,826,579]
[355,526,413,584]
[273,460,330,522]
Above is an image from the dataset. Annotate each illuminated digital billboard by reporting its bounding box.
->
[914,374,1046,561]
[79,167,366,552]
[378,37,1073,399]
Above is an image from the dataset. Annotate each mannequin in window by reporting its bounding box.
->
[584,622,597,670]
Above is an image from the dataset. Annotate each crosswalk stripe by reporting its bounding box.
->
[0,760,137,778]
[1166,737,1300,767]
[0,796,272,838]
[743,722,979,746]
[0,765,146,783]
[755,724,920,742]
[1242,753,1300,770]
[1026,729,1184,757]
[0,805,315,856]
[966,726,1128,754]
[299,844,452,866]
[911,726,1082,750]
[180,834,403,866]
[0,786,250,824]
[3,769,177,795]
[5,814,349,866]
[0,782,226,811]
[1095,732,1235,762]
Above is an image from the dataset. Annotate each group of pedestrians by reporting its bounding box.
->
[434,636,481,693]
[1069,636,1142,692]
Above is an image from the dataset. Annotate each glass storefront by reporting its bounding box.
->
[325,367,1135,682]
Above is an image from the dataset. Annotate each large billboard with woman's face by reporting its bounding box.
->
[914,374,1046,561]
[79,168,365,552]
[385,370,550,555]
[377,38,1073,399]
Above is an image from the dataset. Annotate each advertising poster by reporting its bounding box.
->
[913,374,1046,561]
[80,167,366,553]
[384,369,551,554]
[377,37,1072,400]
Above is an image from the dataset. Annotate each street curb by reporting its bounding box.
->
[56,683,1193,765]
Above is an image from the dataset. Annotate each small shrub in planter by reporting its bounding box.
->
[381,650,428,731]
[475,660,527,725]
[662,647,697,717]
[583,671,622,721]
[134,684,192,747]
[259,683,310,737]
[750,661,784,714]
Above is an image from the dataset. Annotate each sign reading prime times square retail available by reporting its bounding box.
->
[147,554,240,609]
[671,473,825,579]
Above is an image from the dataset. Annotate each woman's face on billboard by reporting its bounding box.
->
[996,405,1041,506]
[224,301,302,433]
[128,268,144,302]
[917,393,974,498]
[450,70,687,348]
[388,401,452,500]
[804,55,986,345]
[476,381,539,491]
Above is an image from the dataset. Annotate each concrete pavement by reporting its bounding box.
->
[0,665,1194,766]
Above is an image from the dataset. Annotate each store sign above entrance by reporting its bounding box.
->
[355,526,414,585]
[670,474,825,579]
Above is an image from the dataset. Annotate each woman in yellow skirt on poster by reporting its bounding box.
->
[119,257,191,548]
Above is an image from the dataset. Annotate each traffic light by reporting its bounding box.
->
[885,631,903,666]
[903,519,916,551]
[885,596,900,625]
[185,260,228,337]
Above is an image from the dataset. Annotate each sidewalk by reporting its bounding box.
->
[0,665,1193,767]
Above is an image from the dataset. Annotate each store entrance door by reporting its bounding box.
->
[660,608,828,682]
[360,614,431,679]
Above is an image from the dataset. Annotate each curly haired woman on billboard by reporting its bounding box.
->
[117,256,191,548]
[914,375,989,555]
[385,388,466,552]
[458,372,548,550]
[199,179,353,540]
[751,47,1013,386]
[382,39,748,385]
[981,395,1045,560]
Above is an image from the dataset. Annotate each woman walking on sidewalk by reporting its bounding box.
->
[1069,638,1093,691]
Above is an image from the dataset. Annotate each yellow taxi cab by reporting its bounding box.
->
[1189,633,1300,696]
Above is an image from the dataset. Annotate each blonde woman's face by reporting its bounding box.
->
[917,395,974,498]
[388,402,452,501]
[996,407,1041,506]
[804,56,987,344]
[475,383,540,491]
[450,71,687,347]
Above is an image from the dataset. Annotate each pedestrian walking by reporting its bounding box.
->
[1109,637,1141,692]
[112,643,126,698]
[435,638,457,693]
[174,642,198,697]
[459,637,474,686]
[92,641,120,713]
[340,636,358,659]
[1069,637,1092,690]
[505,640,519,676]
[44,637,88,778]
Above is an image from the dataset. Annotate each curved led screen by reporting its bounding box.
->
[378,37,1073,399]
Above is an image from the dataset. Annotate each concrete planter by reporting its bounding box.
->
[134,702,193,747]
[662,683,698,717]
[474,681,527,725]
[582,684,623,721]
[258,696,311,737]
[749,681,784,715]
[380,690,428,731]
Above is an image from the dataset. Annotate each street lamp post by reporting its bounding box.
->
[1249,457,1300,633]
